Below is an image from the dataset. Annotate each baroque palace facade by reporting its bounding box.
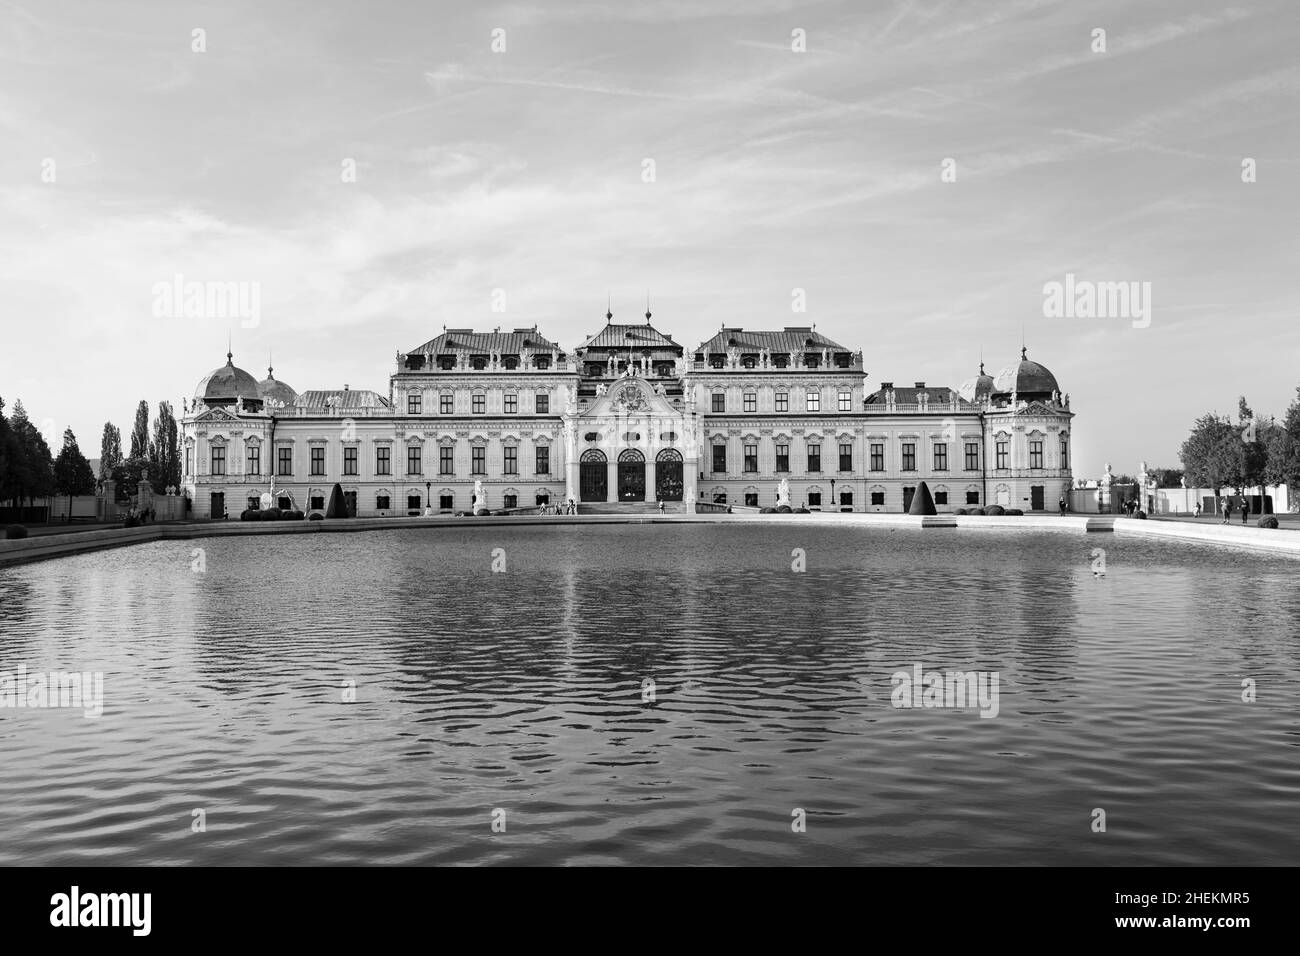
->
[180,314,1074,518]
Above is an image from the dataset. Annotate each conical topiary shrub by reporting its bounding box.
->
[325,483,348,518]
[908,481,937,516]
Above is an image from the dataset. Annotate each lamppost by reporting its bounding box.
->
[425,480,431,515]
[830,477,836,512]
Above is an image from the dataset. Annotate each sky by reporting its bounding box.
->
[1,0,1297,477]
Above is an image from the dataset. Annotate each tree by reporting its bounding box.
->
[128,400,150,461]
[53,428,97,519]
[1180,413,1241,506]
[7,399,55,509]
[0,395,18,507]
[148,401,180,493]
[1237,396,1270,491]
[99,422,123,480]
[1147,467,1185,488]
[1265,386,1300,504]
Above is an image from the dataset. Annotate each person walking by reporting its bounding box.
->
[658,499,666,514]
[1241,497,1250,524]
[1222,498,1232,524]
[1058,496,1066,516]
[1194,501,1201,518]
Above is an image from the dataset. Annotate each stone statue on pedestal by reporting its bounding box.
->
[473,479,486,512]
[776,478,791,509]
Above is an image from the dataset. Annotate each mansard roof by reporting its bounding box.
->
[865,384,972,406]
[693,327,851,355]
[408,327,565,356]
[293,389,392,410]
[576,322,683,352]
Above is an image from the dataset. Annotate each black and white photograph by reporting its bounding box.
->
[0,0,1295,935]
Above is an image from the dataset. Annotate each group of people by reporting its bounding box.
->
[1220,498,1252,524]
[537,499,579,516]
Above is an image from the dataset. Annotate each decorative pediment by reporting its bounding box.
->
[582,379,682,420]
[195,408,239,423]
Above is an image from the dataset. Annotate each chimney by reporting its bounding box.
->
[344,384,349,391]
[914,381,926,388]
[880,382,894,390]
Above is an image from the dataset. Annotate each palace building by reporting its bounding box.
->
[180,313,1074,518]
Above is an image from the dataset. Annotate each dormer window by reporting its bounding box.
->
[534,356,551,370]
[438,356,455,370]
[472,357,487,371]
[503,356,518,370]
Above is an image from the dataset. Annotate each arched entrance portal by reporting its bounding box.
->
[618,449,646,501]
[655,448,684,501]
[580,450,607,502]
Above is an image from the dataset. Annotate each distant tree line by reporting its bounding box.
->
[0,395,181,511]
[1180,393,1300,499]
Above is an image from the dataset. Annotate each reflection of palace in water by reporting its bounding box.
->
[180,312,1074,517]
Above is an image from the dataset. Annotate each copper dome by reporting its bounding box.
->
[195,352,263,406]
[957,362,996,403]
[992,348,1059,398]
[258,366,298,408]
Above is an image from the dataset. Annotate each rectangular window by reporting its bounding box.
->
[311,446,325,476]
[870,443,884,471]
[870,491,885,506]
[743,443,758,473]
[901,443,916,471]
[472,394,485,414]
[246,445,260,476]
[439,494,453,510]
[838,390,851,412]
[472,446,486,475]
[376,494,391,510]
[808,492,822,507]
[503,494,517,509]
[934,491,948,505]
[996,441,1009,469]
[838,443,852,472]
[407,495,421,512]
[712,445,726,473]
[966,490,980,505]
[440,447,454,475]
[744,392,756,413]
[713,492,727,504]
[712,393,726,413]
[407,446,422,475]
[503,446,518,475]
[440,393,453,414]
[1030,440,1044,469]
[504,393,517,414]
[806,391,820,412]
[840,491,853,506]
[211,446,226,476]
[277,447,293,476]
[807,446,821,473]
[185,448,193,476]
[408,392,422,415]
[310,495,325,511]
[775,392,788,413]
[775,444,789,472]
[1060,435,1069,468]
[965,442,979,471]
[343,446,358,476]
[934,443,948,471]
[536,446,550,475]
[375,447,391,476]
[535,392,549,414]
[535,493,550,506]
[744,492,758,507]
